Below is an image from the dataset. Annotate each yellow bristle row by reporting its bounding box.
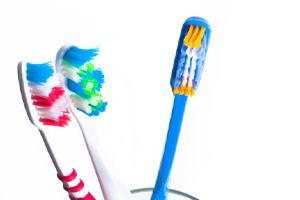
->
[184,25,206,48]
[183,25,194,46]
[185,86,192,96]
[194,27,205,48]
[179,85,185,94]
[173,87,180,94]
[173,85,195,96]
[189,26,200,46]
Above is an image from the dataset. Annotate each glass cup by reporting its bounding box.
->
[131,187,199,200]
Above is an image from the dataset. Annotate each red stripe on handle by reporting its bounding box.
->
[70,192,96,200]
[58,169,96,200]
[64,179,84,193]
[57,168,77,182]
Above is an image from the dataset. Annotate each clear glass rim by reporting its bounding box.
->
[130,187,199,200]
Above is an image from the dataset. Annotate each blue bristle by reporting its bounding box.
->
[92,69,105,91]
[26,62,53,85]
[66,79,90,99]
[88,102,107,116]
[63,46,98,68]
[77,102,107,116]
[174,45,188,88]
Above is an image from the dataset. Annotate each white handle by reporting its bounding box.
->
[73,112,133,200]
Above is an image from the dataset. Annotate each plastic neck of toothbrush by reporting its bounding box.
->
[71,109,133,199]
[151,94,188,200]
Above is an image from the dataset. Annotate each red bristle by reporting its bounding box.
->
[60,114,70,121]
[32,96,53,107]
[58,114,71,126]
[32,87,65,107]
[32,86,71,127]
[39,118,64,127]
[49,87,65,99]
[39,114,71,127]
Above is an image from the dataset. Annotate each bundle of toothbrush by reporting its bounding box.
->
[18,16,211,200]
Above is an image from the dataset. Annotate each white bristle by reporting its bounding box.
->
[36,97,68,119]
[70,95,91,114]
[28,76,60,97]
[187,48,200,87]
[89,95,101,106]
[181,47,192,86]
[29,85,52,97]
[61,65,80,82]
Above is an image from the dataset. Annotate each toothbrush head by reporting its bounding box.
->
[56,46,107,117]
[18,62,71,128]
[170,17,211,96]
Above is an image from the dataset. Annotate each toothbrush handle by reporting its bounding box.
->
[40,131,96,199]
[74,115,130,200]
[58,169,96,200]
[151,94,188,200]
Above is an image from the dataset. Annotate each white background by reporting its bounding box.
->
[0,0,300,199]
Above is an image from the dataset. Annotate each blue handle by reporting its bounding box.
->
[151,94,188,200]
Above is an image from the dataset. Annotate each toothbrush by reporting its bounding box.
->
[151,17,211,200]
[18,62,97,200]
[56,46,132,200]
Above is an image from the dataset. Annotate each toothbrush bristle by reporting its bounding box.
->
[63,46,98,68]
[173,22,210,97]
[59,47,107,116]
[31,87,64,107]
[26,62,70,127]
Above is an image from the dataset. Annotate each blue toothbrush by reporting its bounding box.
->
[151,17,211,200]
